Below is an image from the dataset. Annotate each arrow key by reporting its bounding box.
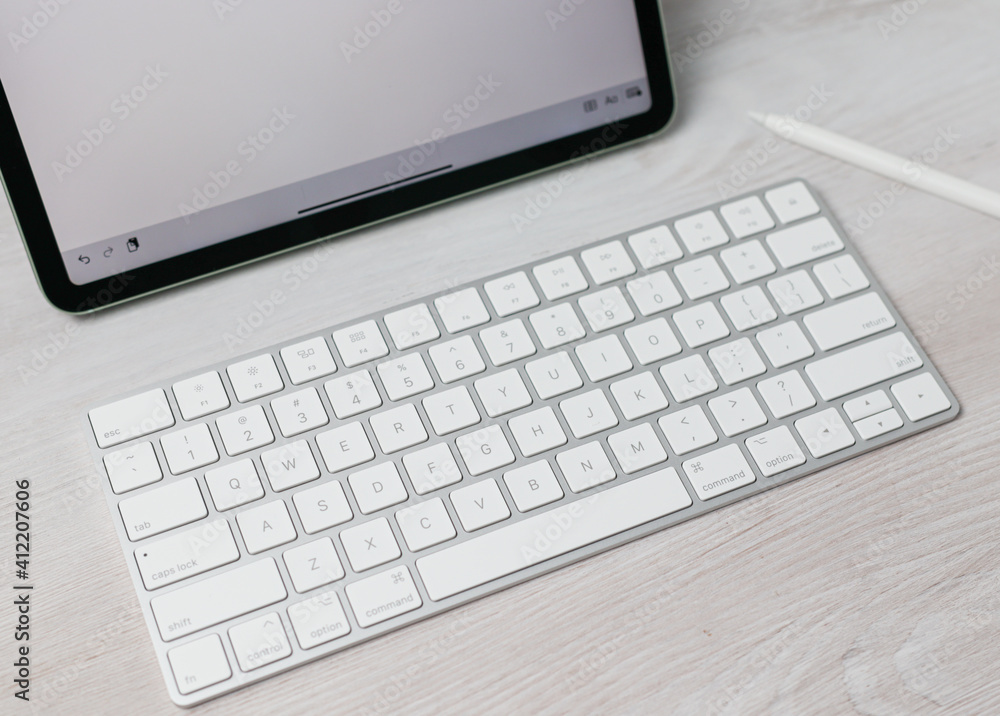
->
[891,373,952,422]
[853,408,904,440]
[843,389,891,422]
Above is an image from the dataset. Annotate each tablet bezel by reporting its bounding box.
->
[0,2,676,313]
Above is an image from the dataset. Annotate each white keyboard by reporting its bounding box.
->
[84,179,958,706]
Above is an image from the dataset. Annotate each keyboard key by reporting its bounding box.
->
[805,332,922,401]
[764,181,820,224]
[719,240,777,284]
[227,354,284,402]
[891,372,951,421]
[161,423,220,474]
[659,354,718,402]
[283,537,344,593]
[292,480,353,534]
[416,469,692,601]
[484,271,540,316]
[423,386,481,435]
[843,390,892,421]
[854,409,904,440]
[341,518,401,572]
[575,335,633,382]
[103,442,162,494]
[119,477,207,541]
[134,519,239,590]
[456,425,515,475]
[346,565,422,628]
[216,405,274,456]
[525,352,583,399]
[395,498,456,551]
[509,406,568,457]
[803,293,895,351]
[607,423,667,474]
[288,591,351,648]
[377,353,435,401]
[719,196,775,239]
[261,441,320,492]
[674,210,729,253]
[766,217,843,268]
[205,459,264,511]
[745,426,807,477]
[503,461,564,511]
[237,500,297,554]
[529,303,586,349]
[384,303,440,350]
[756,322,814,368]
[707,338,767,385]
[557,441,616,492]
[474,369,533,417]
[813,255,869,299]
[434,288,490,334]
[369,404,428,453]
[707,388,768,437]
[532,256,588,300]
[316,422,375,473]
[578,287,635,332]
[168,634,231,695]
[333,320,389,367]
[628,225,683,268]
[173,372,230,421]
[658,405,718,455]
[720,286,778,331]
[673,302,730,348]
[624,318,682,365]
[560,389,619,438]
[271,387,329,438]
[480,319,537,366]
[151,559,287,641]
[757,370,816,418]
[682,444,756,500]
[451,478,511,531]
[402,443,462,494]
[581,240,637,284]
[767,270,824,315]
[626,271,683,316]
[794,409,856,458]
[280,337,338,385]
[89,388,175,448]
[228,613,292,672]
[429,336,486,383]
[610,372,669,420]
[325,370,382,419]
[348,462,408,514]
[674,255,729,300]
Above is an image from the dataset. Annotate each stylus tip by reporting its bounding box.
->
[748,111,767,125]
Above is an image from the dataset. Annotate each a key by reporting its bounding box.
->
[474,369,533,417]
[804,332,922,401]
[118,477,207,541]
[345,566,422,627]
[707,388,768,437]
[628,225,683,269]
[503,461,564,511]
[316,422,375,473]
[292,480,353,534]
[479,319,537,366]
[745,426,807,477]
[429,335,486,383]
[624,318,682,365]
[283,537,345,593]
[607,423,668,474]
[216,405,274,456]
[767,270,824,315]
[719,240,777,285]
[134,519,239,590]
[455,425,516,475]
[766,217,844,268]
[333,320,389,368]
[402,442,463,494]
[610,372,669,420]
[658,405,718,456]
[451,478,511,531]
[707,338,767,385]
[280,336,338,385]
[891,372,951,421]
[377,353,435,402]
[228,613,292,672]
[434,287,491,334]
[227,354,284,402]
[237,501,297,554]
[261,441,320,492]
[803,292,895,350]
[557,442,617,492]
[325,369,382,419]
[764,181,820,224]
[560,389,619,438]
[173,372,230,421]
[756,322,815,368]
[674,255,730,300]
[813,255,869,299]
[626,271,683,316]
[659,354,718,402]
[103,442,162,494]
[288,591,351,648]
[383,303,440,350]
[484,271,540,316]
[348,462,408,514]
[150,558,287,641]
[720,286,778,332]
[369,404,428,453]
[673,302,730,348]
[423,386,481,435]
[509,406,568,457]
[167,635,231,695]
[719,196,775,239]
[854,409,904,440]
[525,352,584,399]
[395,498,457,552]
[89,388,174,448]
[578,286,635,332]
[532,256,589,300]
[529,303,586,349]
[756,370,816,419]
[575,335,633,382]
[794,409,856,457]
[161,423,220,474]
[581,240,637,284]
[271,387,329,438]
[340,517,401,572]
[205,459,264,511]
[683,444,756,500]
[674,210,730,253]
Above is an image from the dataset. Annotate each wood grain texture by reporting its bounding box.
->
[2,1,999,713]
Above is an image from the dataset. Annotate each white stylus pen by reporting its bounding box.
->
[749,112,1000,220]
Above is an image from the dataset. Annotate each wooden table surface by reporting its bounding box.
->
[3,1,999,714]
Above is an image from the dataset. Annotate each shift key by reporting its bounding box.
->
[151,559,287,641]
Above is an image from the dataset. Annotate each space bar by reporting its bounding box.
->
[415,468,693,601]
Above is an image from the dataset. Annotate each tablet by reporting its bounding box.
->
[0,1,675,312]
